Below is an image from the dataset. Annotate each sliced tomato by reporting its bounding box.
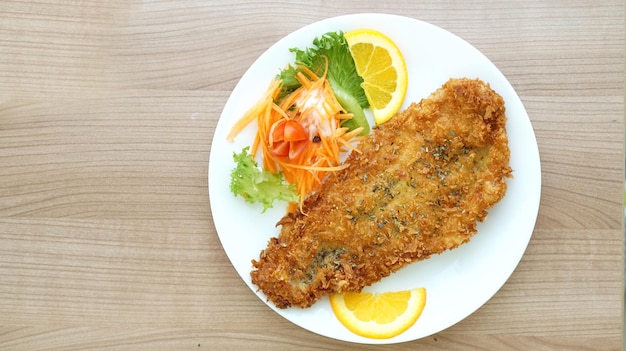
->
[271,120,286,143]
[283,120,308,141]
[270,140,309,159]
[288,140,308,159]
[269,140,290,157]
[269,119,310,159]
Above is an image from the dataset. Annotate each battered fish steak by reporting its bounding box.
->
[251,78,512,308]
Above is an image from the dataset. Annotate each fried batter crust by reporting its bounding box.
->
[251,78,512,308]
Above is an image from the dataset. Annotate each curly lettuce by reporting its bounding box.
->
[229,147,299,212]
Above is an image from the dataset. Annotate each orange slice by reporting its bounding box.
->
[329,287,426,339]
[344,29,408,124]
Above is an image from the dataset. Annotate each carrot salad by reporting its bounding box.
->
[227,62,363,211]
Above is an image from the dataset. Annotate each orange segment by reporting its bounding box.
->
[330,287,426,339]
[344,29,408,124]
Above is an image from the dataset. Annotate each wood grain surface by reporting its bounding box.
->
[1,1,624,350]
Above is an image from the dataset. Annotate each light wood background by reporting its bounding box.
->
[1,1,624,350]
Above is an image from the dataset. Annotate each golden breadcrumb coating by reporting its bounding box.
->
[251,78,512,308]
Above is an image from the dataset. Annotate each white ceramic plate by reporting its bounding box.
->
[208,13,541,344]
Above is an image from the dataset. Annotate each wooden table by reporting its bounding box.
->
[1,1,623,350]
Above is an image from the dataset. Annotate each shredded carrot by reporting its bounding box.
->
[227,61,364,212]
[226,79,281,143]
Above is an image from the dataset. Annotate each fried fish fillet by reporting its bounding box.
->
[251,78,512,308]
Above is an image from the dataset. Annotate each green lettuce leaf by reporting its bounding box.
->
[229,147,299,212]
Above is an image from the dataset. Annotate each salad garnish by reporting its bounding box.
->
[229,146,299,213]
[228,31,369,212]
[279,31,370,135]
